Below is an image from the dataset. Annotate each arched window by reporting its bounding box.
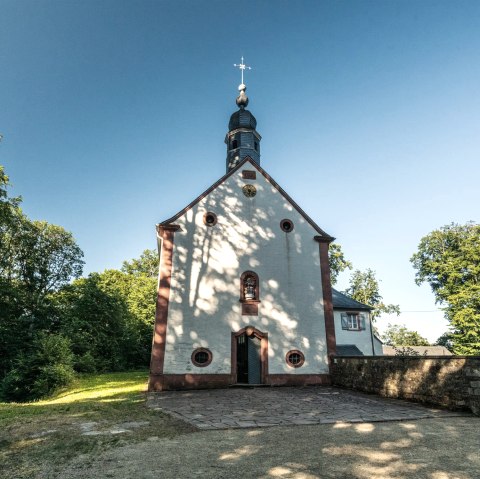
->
[240,271,260,316]
[232,139,238,149]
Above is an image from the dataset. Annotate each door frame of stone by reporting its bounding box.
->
[231,326,268,384]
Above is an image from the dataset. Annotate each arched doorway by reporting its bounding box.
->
[232,327,268,384]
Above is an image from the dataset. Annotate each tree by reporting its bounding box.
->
[55,269,156,371]
[55,272,132,371]
[0,165,21,221]
[382,323,430,346]
[435,331,454,352]
[122,249,158,278]
[328,243,352,285]
[344,269,400,321]
[0,165,22,277]
[0,165,84,376]
[411,222,480,355]
[3,218,84,313]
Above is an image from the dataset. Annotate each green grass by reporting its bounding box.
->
[0,370,195,479]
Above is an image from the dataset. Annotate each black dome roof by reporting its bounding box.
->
[228,109,257,131]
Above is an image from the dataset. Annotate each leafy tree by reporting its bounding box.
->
[344,269,400,321]
[0,166,23,278]
[382,323,430,346]
[411,222,480,355]
[55,269,156,371]
[122,249,158,278]
[0,165,84,377]
[435,331,454,352]
[0,165,21,223]
[55,272,131,371]
[3,218,84,313]
[96,269,156,366]
[0,168,27,375]
[328,243,352,285]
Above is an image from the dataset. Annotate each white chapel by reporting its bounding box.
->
[149,70,381,391]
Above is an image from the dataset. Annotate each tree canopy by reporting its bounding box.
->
[328,243,352,285]
[411,222,480,355]
[344,269,400,321]
[122,249,158,278]
[0,166,85,385]
[55,269,156,372]
[381,323,430,346]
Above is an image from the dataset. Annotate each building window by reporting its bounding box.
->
[348,314,359,330]
[203,212,217,227]
[232,139,238,149]
[341,312,366,331]
[191,348,212,367]
[254,141,259,152]
[280,219,294,232]
[286,350,305,368]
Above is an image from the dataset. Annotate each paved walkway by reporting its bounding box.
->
[147,386,468,430]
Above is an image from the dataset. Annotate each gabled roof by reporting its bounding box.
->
[332,288,373,311]
[159,157,334,240]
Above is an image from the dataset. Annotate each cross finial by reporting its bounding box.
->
[233,56,252,85]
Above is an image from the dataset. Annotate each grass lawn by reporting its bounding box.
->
[0,370,195,479]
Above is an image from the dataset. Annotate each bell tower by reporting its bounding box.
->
[225,58,261,172]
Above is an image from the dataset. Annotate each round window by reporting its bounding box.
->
[280,219,294,232]
[191,348,212,367]
[242,184,257,197]
[203,212,217,227]
[286,350,305,368]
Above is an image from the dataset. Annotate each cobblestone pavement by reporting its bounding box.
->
[147,386,469,430]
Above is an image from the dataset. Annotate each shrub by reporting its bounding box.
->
[32,363,75,398]
[1,333,75,402]
[74,352,97,373]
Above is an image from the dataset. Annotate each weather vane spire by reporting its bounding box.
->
[233,56,251,86]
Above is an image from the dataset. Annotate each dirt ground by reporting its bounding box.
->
[59,417,479,479]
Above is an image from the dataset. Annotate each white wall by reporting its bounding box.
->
[333,310,376,356]
[162,160,330,375]
[373,335,384,355]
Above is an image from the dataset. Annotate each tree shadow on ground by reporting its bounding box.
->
[84,416,479,479]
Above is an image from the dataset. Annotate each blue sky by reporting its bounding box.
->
[2,0,480,341]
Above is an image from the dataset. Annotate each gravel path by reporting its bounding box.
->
[61,417,480,479]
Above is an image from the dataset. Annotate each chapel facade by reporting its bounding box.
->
[149,81,380,392]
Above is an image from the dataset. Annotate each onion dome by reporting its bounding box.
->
[225,83,261,172]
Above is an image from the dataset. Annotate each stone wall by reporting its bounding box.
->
[332,356,480,416]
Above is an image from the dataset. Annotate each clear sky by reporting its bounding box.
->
[1,0,480,342]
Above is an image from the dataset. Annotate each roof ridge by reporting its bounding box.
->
[159,157,334,239]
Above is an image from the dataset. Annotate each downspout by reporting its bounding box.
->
[369,312,376,356]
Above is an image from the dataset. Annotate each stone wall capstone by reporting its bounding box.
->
[331,356,480,416]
